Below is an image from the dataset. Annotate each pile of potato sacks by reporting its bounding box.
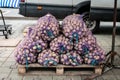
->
[15,14,105,66]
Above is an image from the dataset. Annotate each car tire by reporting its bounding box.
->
[82,12,100,33]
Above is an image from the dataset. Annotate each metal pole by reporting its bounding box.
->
[111,0,117,64]
[0,9,7,31]
[112,0,117,52]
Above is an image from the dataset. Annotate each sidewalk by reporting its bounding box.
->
[0,8,120,80]
[0,8,38,20]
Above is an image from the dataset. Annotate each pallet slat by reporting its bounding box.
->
[18,63,96,68]
[18,63,103,75]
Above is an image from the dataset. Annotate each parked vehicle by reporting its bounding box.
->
[19,0,120,32]
[90,0,120,31]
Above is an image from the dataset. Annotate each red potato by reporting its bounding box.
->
[50,35,73,54]
[14,37,47,65]
[38,49,59,66]
[60,51,83,66]
[36,14,59,41]
[74,35,97,55]
[62,14,89,44]
[84,45,106,65]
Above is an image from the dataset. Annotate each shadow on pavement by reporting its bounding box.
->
[95,26,120,35]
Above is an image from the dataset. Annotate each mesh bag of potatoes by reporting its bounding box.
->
[50,35,73,54]
[60,51,83,66]
[36,14,59,42]
[38,49,59,66]
[14,37,47,65]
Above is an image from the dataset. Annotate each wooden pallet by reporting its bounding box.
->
[18,63,103,75]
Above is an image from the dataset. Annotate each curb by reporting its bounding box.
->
[0,16,38,20]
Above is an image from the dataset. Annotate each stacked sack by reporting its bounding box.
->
[15,13,105,66]
[14,37,47,65]
[50,35,73,54]
[57,14,105,66]
[84,45,105,65]
[15,14,58,65]
[38,49,59,66]
[36,14,59,41]
[61,51,83,66]
[62,14,105,65]
[62,14,88,44]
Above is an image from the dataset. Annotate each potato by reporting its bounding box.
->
[50,35,73,54]
[36,14,59,41]
[62,14,89,44]
[60,51,83,66]
[38,49,59,66]
[84,44,106,65]
[14,37,47,65]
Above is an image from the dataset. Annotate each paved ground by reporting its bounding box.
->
[0,8,120,80]
[0,8,38,20]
